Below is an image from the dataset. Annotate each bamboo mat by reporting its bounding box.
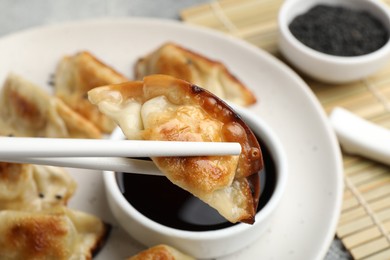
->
[181,1,390,259]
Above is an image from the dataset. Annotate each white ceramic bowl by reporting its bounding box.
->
[103,105,288,259]
[278,0,390,84]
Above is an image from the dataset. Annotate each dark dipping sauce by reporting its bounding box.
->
[116,139,276,232]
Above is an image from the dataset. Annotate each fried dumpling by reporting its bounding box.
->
[30,165,77,210]
[0,162,77,212]
[0,73,101,138]
[88,74,263,224]
[0,207,109,260]
[0,162,32,202]
[135,42,257,106]
[128,244,195,260]
[54,51,128,133]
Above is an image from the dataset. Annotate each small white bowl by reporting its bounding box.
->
[278,0,390,84]
[103,105,288,259]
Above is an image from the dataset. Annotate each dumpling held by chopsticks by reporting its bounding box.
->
[88,75,263,224]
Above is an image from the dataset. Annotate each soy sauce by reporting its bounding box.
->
[116,140,276,231]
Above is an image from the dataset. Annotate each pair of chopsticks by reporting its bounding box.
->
[0,137,242,175]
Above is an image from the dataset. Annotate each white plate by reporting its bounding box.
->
[0,18,343,260]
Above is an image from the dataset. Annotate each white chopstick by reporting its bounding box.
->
[0,137,241,157]
[0,156,163,176]
[330,107,390,166]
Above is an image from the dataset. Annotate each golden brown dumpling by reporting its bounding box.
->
[0,73,101,138]
[54,51,128,133]
[0,162,77,212]
[0,207,109,260]
[88,75,263,224]
[0,163,32,202]
[128,244,195,260]
[135,42,257,106]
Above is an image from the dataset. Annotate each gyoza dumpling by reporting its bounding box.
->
[54,51,128,133]
[0,73,101,138]
[88,75,263,224]
[0,163,32,203]
[0,162,77,211]
[128,244,195,260]
[0,207,109,260]
[135,42,257,106]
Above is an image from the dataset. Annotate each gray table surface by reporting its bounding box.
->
[0,0,352,259]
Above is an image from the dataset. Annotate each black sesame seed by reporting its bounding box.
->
[186,58,193,65]
[289,4,389,56]
[192,85,204,94]
[48,73,55,87]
